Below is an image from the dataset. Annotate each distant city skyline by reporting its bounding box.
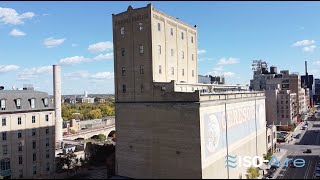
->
[1,1,320,95]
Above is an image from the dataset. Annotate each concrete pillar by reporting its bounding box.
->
[53,65,63,145]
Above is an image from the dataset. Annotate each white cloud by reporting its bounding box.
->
[302,45,316,53]
[93,53,113,61]
[0,65,19,73]
[222,72,235,77]
[88,41,113,53]
[17,66,52,80]
[208,70,235,78]
[292,40,315,47]
[197,49,206,55]
[9,28,26,36]
[313,61,320,65]
[90,72,114,79]
[71,43,78,47]
[217,57,240,65]
[43,37,66,48]
[0,7,35,25]
[59,56,90,65]
[64,71,90,80]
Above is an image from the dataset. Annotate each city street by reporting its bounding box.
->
[274,118,320,179]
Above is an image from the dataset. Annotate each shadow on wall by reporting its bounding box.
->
[0,126,56,179]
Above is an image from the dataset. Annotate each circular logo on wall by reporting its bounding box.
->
[206,113,221,153]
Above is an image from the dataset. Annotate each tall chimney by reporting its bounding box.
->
[53,65,63,146]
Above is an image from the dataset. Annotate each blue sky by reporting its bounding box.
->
[1,1,320,95]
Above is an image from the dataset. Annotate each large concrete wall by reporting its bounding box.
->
[200,98,267,179]
[115,102,202,179]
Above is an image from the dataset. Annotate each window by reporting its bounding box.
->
[138,22,143,31]
[192,70,194,77]
[141,84,144,92]
[18,142,22,152]
[32,128,36,136]
[120,27,125,35]
[171,49,174,56]
[282,115,284,118]
[122,85,126,93]
[2,145,7,155]
[139,45,144,54]
[182,69,185,76]
[171,67,174,75]
[32,141,36,149]
[18,117,22,125]
[46,138,49,147]
[46,163,50,171]
[157,23,161,31]
[33,166,37,175]
[159,65,162,74]
[286,115,289,118]
[268,136,271,143]
[170,28,173,36]
[121,48,125,56]
[46,128,49,135]
[140,65,144,74]
[2,132,6,141]
[18,131,22,138]
[46,150,50,159]
[286,101,288,104]
[158,45,161,54]
[122,67,126,76]
[44,98,49,107]
[45,115,49,122]
[19,156,22,165]
[2,118,6,126]
[0,99,6,110]
[16,99,21,109]
[31,98,35,109]
[32,116,36,123]
[182,51,184,59]
[0,159,10,171]
[181,32,184,40]
[33,153,36,161]
[281,101,283,104]
[192,54,194,61]
[191,36,194,43]
[19,170,23,178]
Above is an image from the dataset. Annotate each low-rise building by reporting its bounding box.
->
[266,125,277,154]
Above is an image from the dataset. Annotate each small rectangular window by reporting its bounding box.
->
[158,45,161,54]
[44,98,49,107]
[192,54,194,61]
[46,128,49,135]
[19,170,23,178]
[45,115,49,122]
[18,117,22,125]
[140,65,144,74]
[158,23,161,31]
[139,45,144,54]
[1,99,6,110]
[191,36,194,43]
[121,48,125,56]
[192,70,194,77]
[170,28,173,36]
[32,128,36,136]
[138,22,143,31]
[141,84,144,92]
[171,49,174,56]
[46,163,50,171]
[18,142,22,152]
[32,141,36,149]
[2,145,7,155]
[46,150,50,159]
[182,69,185,76]
[159,65,162,74]
[120,27,125,35]
[181,32,184,40]
[16,99,21,109]
[33,153,36,161]
[19,156,23,165]
[122,67,126,76]
[46,138,49,147]
[31,98,35,109]
[182,51,184,59]
[2,132,6,141]
[2,118,6,126]
[18,131,22,138]
[33,166,37,175]
[171,67,174,75]
[122,85,126,93]
[32,116,36,123]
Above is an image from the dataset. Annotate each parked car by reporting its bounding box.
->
[303,149,312,153]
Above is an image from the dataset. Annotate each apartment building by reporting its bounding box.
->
[0,87,56,179]
[113,4,267,179]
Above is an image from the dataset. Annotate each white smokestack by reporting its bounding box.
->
[84,91,88,98]
[53,65,63,145]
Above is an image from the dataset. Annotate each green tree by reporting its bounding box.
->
[87,109,102,119]
[263,152,273,161]
[246,166,260,179]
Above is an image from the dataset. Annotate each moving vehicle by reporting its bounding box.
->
[304,149,312,153]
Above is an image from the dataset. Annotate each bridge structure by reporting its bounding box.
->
[63,124,115,140]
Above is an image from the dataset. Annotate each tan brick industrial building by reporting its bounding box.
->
[113,4,267,179]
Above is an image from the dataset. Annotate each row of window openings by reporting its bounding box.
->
[2,128,50,141]
[2,115,49,126]
[120,24,195,43]
[2,142,50,158]
[0,98,49,110]
[121,46,195,61]
[122,66,194,77]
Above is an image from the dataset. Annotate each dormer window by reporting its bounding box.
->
[16,99,21,109]
[29,98,35,109]
[0,99,6,110]
[43,98,49,107]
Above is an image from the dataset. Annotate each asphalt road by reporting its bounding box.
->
[275,119,320,179]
